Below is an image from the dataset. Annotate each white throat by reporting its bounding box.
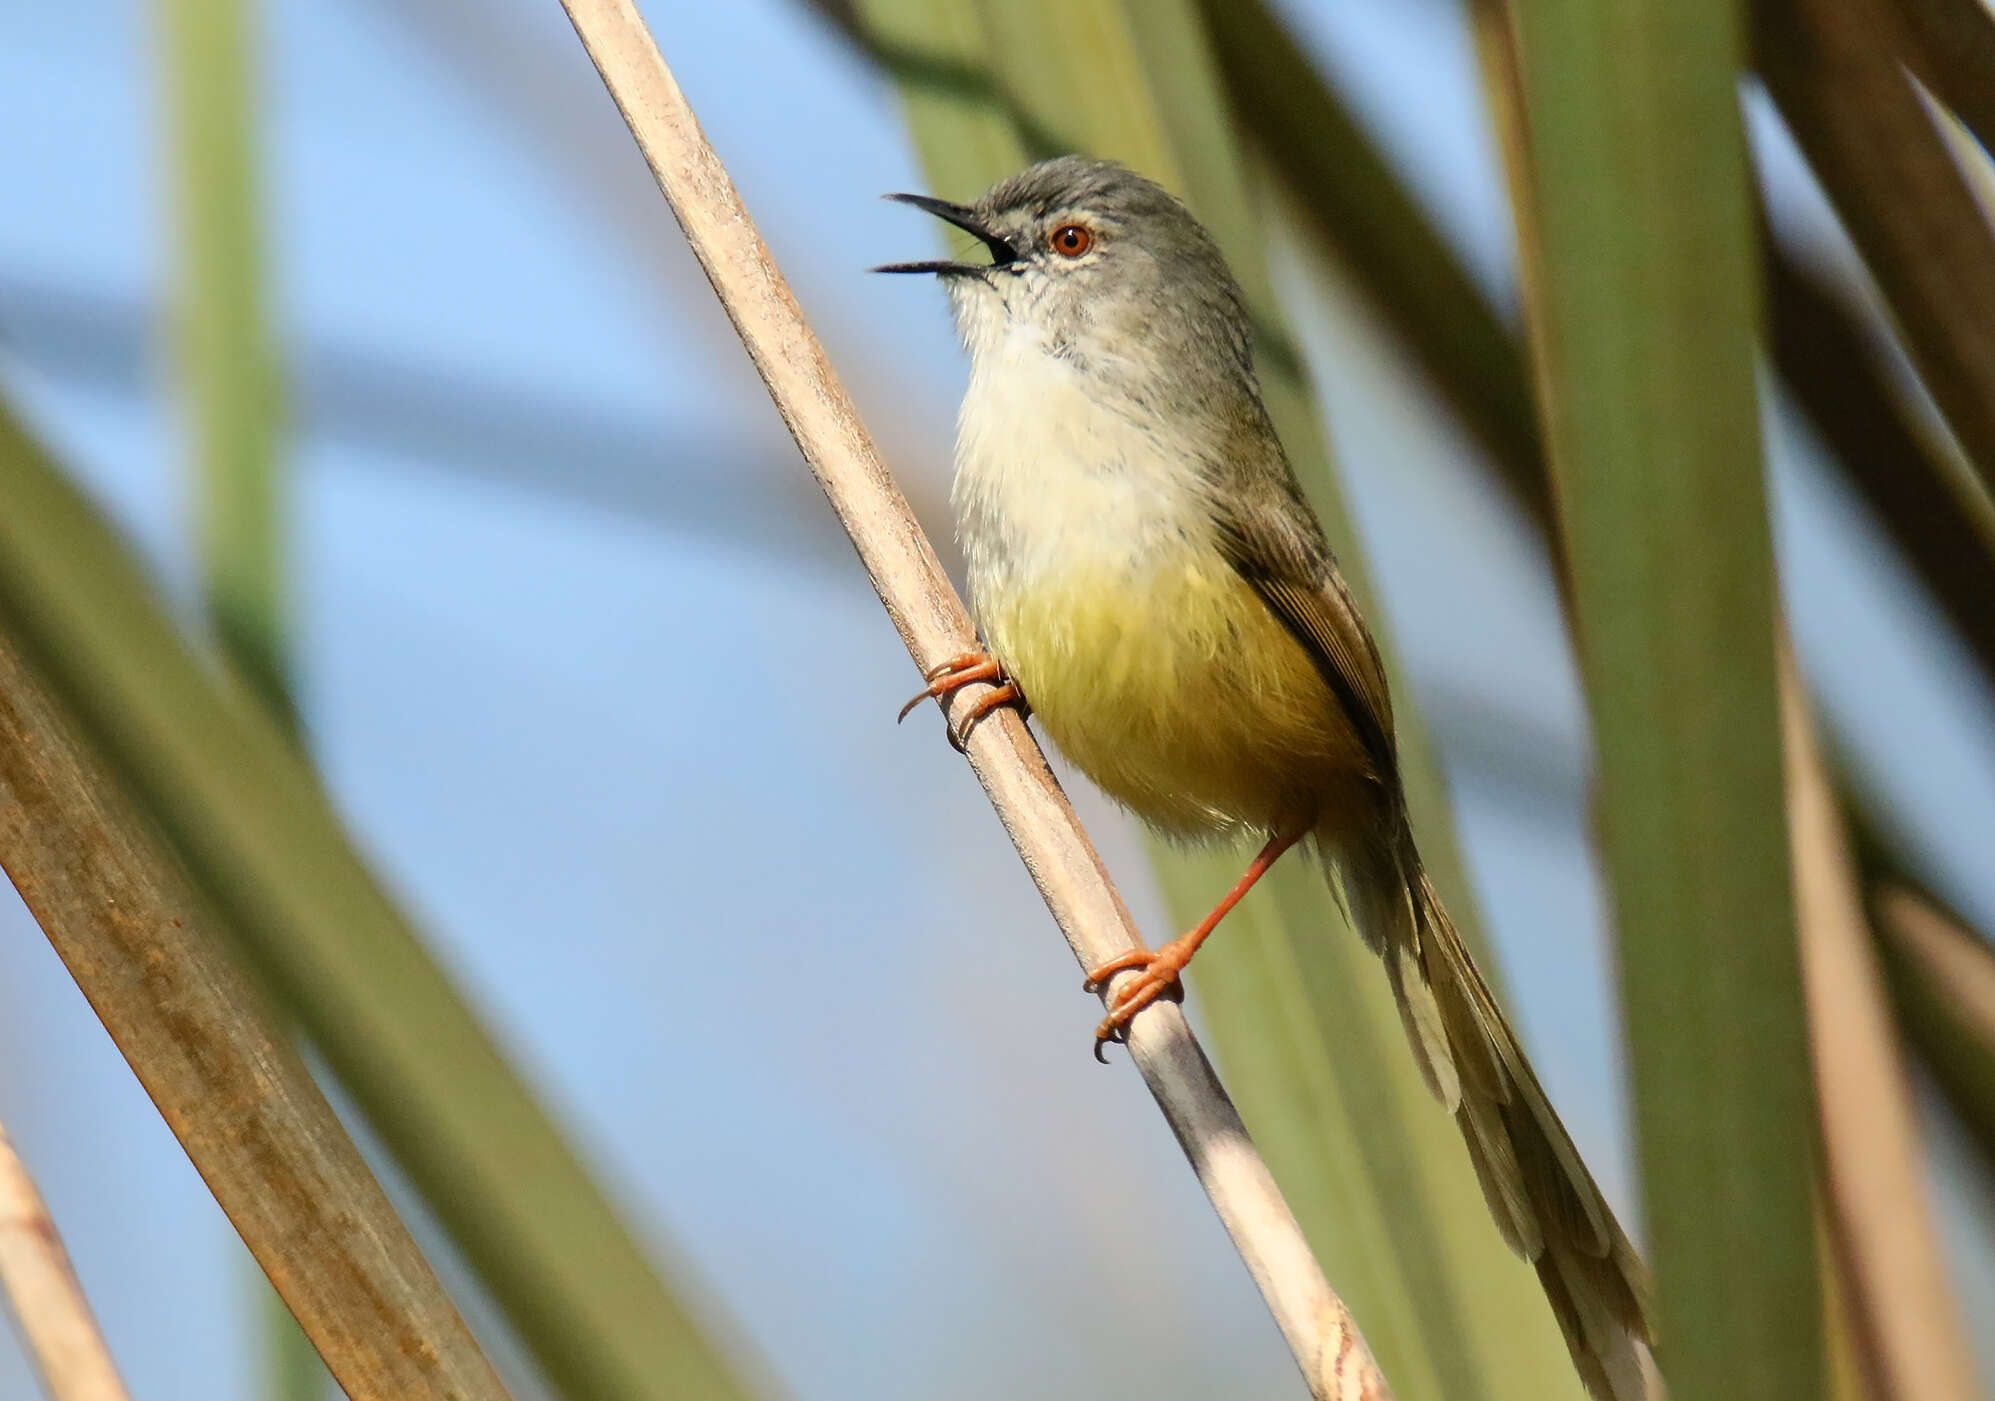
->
[951,313,1212,627]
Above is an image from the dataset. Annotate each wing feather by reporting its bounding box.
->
[1208,501,1396,784]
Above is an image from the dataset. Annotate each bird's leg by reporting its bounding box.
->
[896,649,1027,751]
[1085,823,1310,1059]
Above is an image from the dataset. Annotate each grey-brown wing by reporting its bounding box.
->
[1209,490,1398,784]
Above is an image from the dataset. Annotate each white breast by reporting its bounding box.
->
[952,322,1208,621]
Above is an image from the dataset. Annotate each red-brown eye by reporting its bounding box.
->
[1049,224,1093,257]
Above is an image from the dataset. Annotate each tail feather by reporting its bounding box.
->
[1457,1087,1542,1257]
[1351,860,1462,1108]
[1329,829,1658,1400]
[1386,940,1460,1107]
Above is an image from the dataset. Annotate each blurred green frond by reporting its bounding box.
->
[0,396,757,1401]
[1504,2,1824,1397]
[1214,0,1995,697]
[156,0,323,1385]
[159,0,289,718]
[1197,0,1553,539]
[1763,234,1995,685]
[260,1291,325,1401]
[0,570,509,1401]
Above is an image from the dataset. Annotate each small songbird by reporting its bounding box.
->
[880,157,1655,1399]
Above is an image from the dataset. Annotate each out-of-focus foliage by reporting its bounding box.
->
[0,539,512,1401]
[159,0,290,717]
[1505,0,1824,1397]
[1757,0,1995,503]
[1873,883,1995,1169]
[0,395,757,1401]
[156,0,323,1386]
[5,0,1995,1397]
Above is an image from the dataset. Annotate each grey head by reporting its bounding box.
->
[877,157,1259,402]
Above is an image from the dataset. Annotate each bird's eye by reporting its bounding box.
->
[1049,224,1093,258]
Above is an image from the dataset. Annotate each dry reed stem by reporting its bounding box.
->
[551,3,1391,1397]
[0,628,513,1401]
[0,1122,131,1401]
[1779,647,1979,1401]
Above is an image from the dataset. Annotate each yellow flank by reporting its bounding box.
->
[981,549,1358,838]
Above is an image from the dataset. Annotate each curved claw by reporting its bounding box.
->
[897,651,1026,745]
[1085,942,1192,1059]
[950,681,1022,746]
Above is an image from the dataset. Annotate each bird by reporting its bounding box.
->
[877,155,1655,1400]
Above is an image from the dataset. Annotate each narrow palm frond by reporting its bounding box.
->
[0,607,509,1401]
[1504,0,1826,1395]
[156,0,321,1384]
[1763,238,1995,683]
[158,0,289,717]
[0,399,759,1401]
[1197,0,1552,543]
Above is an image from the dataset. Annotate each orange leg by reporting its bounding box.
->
[1085,823,1310,1060]
[896,650,1027,750]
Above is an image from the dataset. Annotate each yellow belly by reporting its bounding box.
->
[980,551,1360,838]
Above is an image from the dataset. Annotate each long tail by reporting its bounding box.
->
[1330,824,1658,1401]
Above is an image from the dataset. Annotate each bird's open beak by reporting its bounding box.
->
[873,192,1018,275]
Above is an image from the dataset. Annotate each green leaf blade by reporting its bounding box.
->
[1505,1,1826,1395]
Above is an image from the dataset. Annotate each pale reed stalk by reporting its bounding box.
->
[0,1120,131,1401]
[1780,645,1978,1401]
[550,3,1393,1396]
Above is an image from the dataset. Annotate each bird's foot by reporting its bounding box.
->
[1083,934,1200,1062]
[896,649,1026,752]
[1080,826,1309,1061]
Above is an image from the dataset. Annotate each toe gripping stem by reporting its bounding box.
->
[897,650,1025,752]
[1083,942,1192,1063]
[1082,825,1309,1061]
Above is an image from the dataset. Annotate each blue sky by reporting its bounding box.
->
[2,1,1992,1397]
